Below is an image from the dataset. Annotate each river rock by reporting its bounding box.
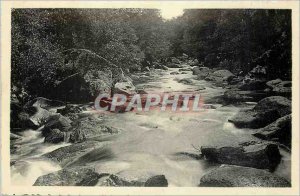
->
[229,96,291,128]
[26,106,53,129]
[201,141,281,171]
[33,167,100,186]
[98,174,144,186]
[24,97,64,109]
[266,79,291,97]
[161,65,169,70]
[178,78,193,84]
[253,114,291,147]
[144,175,168,187]
[43,141,99,166]
[113,81,136,96]
[192,66,201,75]
[69,116,120,143]
[192,67,211,80]
[44,129,65,144]
[254,96,291,115]
[98,174,168,187]
[43,114,72,132]
[199,165,290,187]
[205,69,234,83]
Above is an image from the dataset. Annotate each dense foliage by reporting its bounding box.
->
[168,9,291,79]
[12,9,171,97]
[11,9,291,99]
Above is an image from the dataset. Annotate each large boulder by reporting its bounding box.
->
[33,167,100,186]
[201,141,281,171]
[229,96,291,128]
[43,114,72,133]
[266,79,292,97]
[144,175,168,187]
[68,116,120,143]
[54,71,112,103]
[199,165,290,187]
[43,141,99,166]
[253,114,291,147]
[211,70,235,79]
[193,67,211,80]
[205,70,234,83]
[253,96,291,115]
[41,114,72,143]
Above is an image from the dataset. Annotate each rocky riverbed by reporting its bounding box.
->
[10,61,291,187]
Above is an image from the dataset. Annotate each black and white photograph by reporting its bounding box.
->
[1,1,300,195]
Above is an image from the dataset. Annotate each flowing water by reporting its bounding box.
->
[10,65,291,186]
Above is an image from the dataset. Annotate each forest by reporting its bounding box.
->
[12,9,291,101]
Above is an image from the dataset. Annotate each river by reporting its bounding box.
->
[10,64,291,186]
